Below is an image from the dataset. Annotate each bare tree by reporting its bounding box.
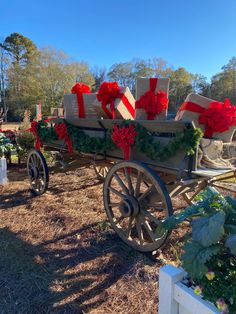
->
[0,40,8,121]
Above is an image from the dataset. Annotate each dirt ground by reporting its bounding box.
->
[0,163,192,314]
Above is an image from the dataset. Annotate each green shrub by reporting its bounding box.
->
[16,131,35,157]
[157,188,236,313]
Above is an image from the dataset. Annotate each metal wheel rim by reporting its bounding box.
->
[27,149,49,195]
[103,161,173,252]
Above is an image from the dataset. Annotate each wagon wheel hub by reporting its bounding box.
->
[119,197,140,218]
[30,166,39,179]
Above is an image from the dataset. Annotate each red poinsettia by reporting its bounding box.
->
[54,122,73,154]
[136,90,168,120]
[29,121,43,150]
[198,98,236,138]
[111,124,137,160]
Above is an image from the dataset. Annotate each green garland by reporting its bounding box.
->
[134,123,202,161]
[34,119,202,161]
[67,124,115,154]
[36,120,58,143]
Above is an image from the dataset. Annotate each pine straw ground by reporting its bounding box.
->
[0,163,191,314]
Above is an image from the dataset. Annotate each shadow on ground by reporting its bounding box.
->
[0,225,141,314]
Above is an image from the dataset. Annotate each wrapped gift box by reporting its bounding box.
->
[135,77,170,120]
[93,86,135,120]
[63,93,98,122]
[175,93,236,142]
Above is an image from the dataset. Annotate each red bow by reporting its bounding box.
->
[54,122,73,154]
[97,82,120,119]
[71,83,91,118]
[29,121,43,150]
[179,98,236,138]
[135,90,168,120]
[97,82,135,119]
[111,124,137,160]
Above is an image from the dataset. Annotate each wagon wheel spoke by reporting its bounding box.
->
[108,186,126,199]
[126,216,135,238]
[93,163,110,181]
[139,214,157,242]
[141,208,161,226]
[138,184,154,202]
[134,171,142,197]
[108,202,120,207]
[124,167,134,195]
[113,173,129,194]
[135,217,144,245]
[114,215,125,224]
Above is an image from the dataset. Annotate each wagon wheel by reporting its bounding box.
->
[103,161,173,252]
[93,164,110,181]
[182,181,207,205]
[27,149,49,196]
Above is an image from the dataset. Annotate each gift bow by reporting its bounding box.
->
[97,81,135,119]
[54,122,73,154]
[111,124,137,160]
[135,78,168,120]
[29,121,43,150]
[178,98,236,138]
[71,83,91,118]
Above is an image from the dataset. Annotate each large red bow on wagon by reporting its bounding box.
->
[111,124,137,160]
[29,121,43,150]
[54,122,73,154]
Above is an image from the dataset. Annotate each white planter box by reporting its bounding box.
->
[0,157,7,184]
[158,265,220,314]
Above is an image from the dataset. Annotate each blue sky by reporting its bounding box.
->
[1,0,236,80]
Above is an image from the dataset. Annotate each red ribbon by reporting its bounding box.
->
[111,124,137,160]
[97,82,135,119]
[178,99,236,138]
[135,78,168,120]
[29,121,43,150]
[71,83,91,118]
[54,122,73,154]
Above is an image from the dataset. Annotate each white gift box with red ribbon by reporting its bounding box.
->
[93,86,135,120]
[175,93,236,143]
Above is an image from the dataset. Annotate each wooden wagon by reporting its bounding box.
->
[27,118,236,252]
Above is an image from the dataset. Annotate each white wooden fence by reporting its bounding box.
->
[0,157,7,184]
[158,265,219,314]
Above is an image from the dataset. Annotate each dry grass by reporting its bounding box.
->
[0,122,20,131]
[0,164,189,314]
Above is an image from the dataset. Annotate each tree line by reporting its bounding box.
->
[0,32,236,121]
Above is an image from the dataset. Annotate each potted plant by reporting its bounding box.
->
[157,188,236,314]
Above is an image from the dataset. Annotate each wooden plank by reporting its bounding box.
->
[192,168,233,178]
[61,117,194,133]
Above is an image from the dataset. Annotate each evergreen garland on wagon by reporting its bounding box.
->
[30,119,202,161]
